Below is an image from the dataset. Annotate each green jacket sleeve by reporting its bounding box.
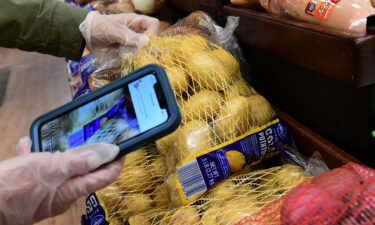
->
[0,0,89,61]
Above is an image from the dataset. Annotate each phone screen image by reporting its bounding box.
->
[40,74,168,152]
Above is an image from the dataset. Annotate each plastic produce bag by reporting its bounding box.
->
[118,11,297,207]
[119,164,309,225]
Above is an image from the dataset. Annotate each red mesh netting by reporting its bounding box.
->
[235,162,375,225]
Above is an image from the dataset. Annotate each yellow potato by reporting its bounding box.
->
[152,183,169,208]
[200,206,222,225]
[224,78,257,99]
[275,164,308,188]
[156,130,178,155]
[182,89,223,122]
[120,193,153,218]
[128,215,151,225]
[150,155,168,178]
[187,51,234,91]
[97,185,123,215]
[117,166,151,192]
[123,148,148,168]
[175,120,212,163]
[226,150,246,173]
[214,96,254,142]
[219,197,260,225]
[109,218,124,225]
[206,180,237,204]
[169,206,200,225]
[174,35,211,64]
[247,95,275,127]
[165,66,190,94]
[211,47,240,76]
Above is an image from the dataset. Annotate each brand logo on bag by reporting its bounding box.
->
[276,123,288,140]
[91,215,104,225]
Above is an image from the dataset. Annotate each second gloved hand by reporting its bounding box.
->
[0,137,122,225]
[79,11,160,59]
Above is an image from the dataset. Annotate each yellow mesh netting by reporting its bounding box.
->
[116,164,309,225]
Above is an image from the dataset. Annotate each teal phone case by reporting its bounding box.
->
[30,64,181,158]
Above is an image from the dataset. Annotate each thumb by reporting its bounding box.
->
[53,143,120,178]
[16,136,32,155]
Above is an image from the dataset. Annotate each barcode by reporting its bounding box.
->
[177,159,207,200]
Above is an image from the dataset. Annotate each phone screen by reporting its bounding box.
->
[40,74,168,152]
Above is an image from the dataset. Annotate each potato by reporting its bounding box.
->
[109,218,124,225]
[150,155,167,177]
[175,120,212,163]
[123,148,148,167]
[166,35,209,62]
[117,166,151,192]
[182,89,223,122]
[135,46,176,69]
[200,206,222,225]
[187,50,234,91]
[156,130,178,155]
[152,183,169,208]
[275,164,308,188]
[169,206,200,225]
[224,78,256,99]
[226,150,246,173]
[206,180,237,204]
[246,95,275,127]
[214,96,254,142]
[128,215,151,225]
[165,66,189,94]
[211,47,240,77]
[106,1,135,14]
[219,197,260,225]
[166,173,184,207]
[97,185,123,214]
[120,193,153,217]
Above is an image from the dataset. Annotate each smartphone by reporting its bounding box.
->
[30,64,181,157]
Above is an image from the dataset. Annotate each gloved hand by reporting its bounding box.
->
[79,11,160,63]
[0,137,123,225]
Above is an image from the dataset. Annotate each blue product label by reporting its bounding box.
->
[176,119,290,203]
[83,3,94,10]
[86,193,109,225]
[67,60,80,76]
[73,80,91,99]
[80,53,96,83]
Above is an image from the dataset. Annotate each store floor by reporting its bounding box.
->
[0,48,84,225]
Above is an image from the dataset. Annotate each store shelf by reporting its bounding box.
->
[222,5,375,87]
[166,0,225,12]
[276,108,360,169]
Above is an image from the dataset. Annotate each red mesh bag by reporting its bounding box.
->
[235,162,375,225]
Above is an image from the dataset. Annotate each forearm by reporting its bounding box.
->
[0,0,89,61]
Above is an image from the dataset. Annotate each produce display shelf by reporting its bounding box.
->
[222,5,375,87]
[166,0,225,12]
[276,108,360,169]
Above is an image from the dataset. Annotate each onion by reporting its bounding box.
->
[131,0,164,14]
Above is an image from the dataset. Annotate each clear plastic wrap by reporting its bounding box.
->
[231,0,375,36]
[278,0,375,36]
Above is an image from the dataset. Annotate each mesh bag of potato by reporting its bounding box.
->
[114,164,309,225]
[85,144,171,224]
[236,162,375,225]
[119,12,296,206]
